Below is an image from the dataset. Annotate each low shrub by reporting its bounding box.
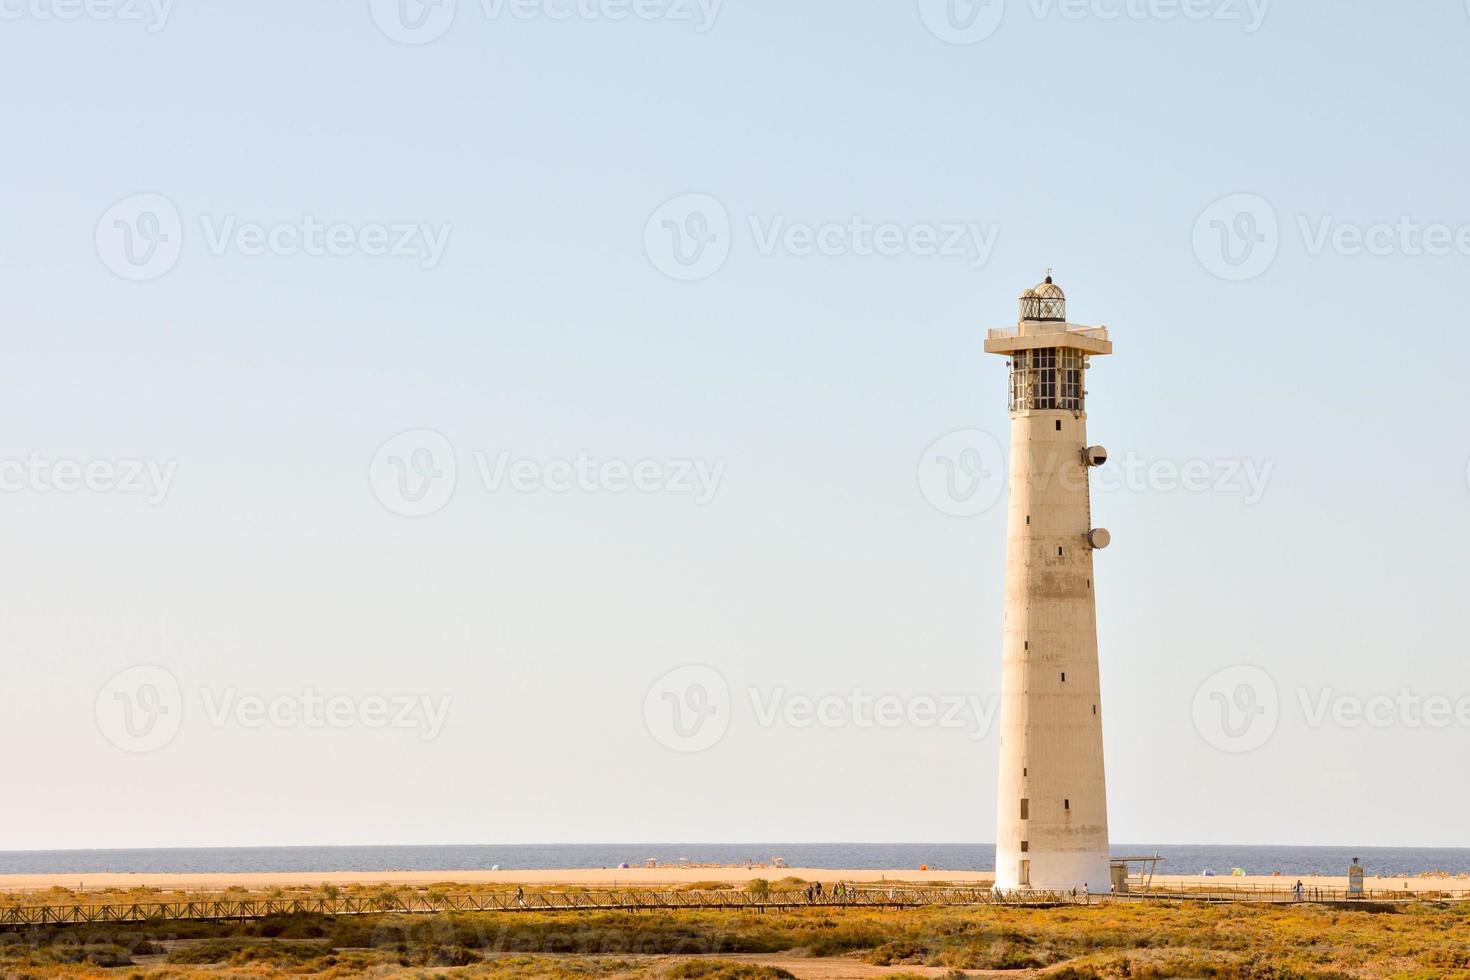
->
[665,959,796,980]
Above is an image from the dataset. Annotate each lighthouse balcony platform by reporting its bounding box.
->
[985,323,1112,357]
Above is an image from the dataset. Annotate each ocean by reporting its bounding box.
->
[2,844,1467,878]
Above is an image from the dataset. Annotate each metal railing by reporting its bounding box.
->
[1121,882,1470,904]
[985,326,1108,342]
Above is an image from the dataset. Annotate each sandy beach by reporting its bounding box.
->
[0,866,987,894]
[2,866,1465,896]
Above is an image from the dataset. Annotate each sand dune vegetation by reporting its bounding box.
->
[2,897,1470,977]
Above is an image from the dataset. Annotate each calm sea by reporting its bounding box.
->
[2,844,1467,878]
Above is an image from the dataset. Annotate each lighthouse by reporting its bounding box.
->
[984,274,1113,893]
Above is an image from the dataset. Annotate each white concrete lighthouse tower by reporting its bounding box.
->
[985,274,1113,893]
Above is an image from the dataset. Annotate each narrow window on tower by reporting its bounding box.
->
[1020,798,1030,820]
[1020,841,1029,853]
[1061,672,1066,682]
[1055,420,1062,431]
[1026,515,1031,525]
[1024,640,1029,651]
[1093,705,1097,715]
[1058,547,1064,557]
[1064,799,1070,811]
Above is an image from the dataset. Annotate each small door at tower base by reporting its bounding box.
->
[1111,863,1129,894]
[1019,860,1031,887]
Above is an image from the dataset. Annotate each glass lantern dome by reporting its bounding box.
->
[1019,274,1066,322]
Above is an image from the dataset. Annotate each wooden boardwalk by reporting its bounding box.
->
[8,883,1453,930]
[0,887,1083,930]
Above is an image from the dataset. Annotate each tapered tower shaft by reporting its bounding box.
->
[984,276,1113,892]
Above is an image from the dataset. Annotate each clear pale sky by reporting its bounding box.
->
[3,1,1469,851]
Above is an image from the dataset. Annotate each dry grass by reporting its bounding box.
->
[0,898,1468,977]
